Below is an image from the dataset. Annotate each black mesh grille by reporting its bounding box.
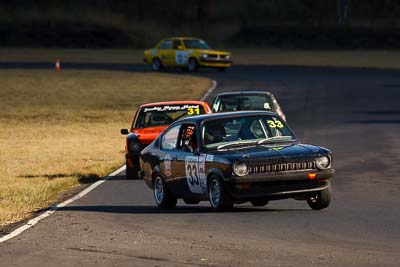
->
[249,161,315,174]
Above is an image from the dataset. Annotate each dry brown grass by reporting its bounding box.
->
[0,70,211,226]
[1,48,400,69]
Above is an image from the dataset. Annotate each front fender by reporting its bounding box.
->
[207,167,225,182]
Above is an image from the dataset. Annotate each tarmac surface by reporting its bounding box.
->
[1,64,400,266]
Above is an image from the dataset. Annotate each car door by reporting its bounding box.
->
[172,39,189,66]
[158,40,173,66]
[159,124,181,182]
[174,123,207,199]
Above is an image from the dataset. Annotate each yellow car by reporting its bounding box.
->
[143,37,232,72]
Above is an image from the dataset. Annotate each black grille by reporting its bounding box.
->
[249,161,316,174]
[207,54,227,59]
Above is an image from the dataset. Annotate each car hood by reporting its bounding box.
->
[194,49,230,55]
[210,143,330,162]
[132,126,167,145]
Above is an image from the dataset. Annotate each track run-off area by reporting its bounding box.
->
[1,63,400,266]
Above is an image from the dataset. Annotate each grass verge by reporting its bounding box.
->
[0,70,211,226]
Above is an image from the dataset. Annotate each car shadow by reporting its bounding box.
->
[58,205,308,214]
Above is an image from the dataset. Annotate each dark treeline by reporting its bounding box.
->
[1,0,399,48]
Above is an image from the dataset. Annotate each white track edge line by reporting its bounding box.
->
[0,79,217,243]
[0,165,126,243]
[200,80,217,102]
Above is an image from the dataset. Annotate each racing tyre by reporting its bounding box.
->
[126,163,140,180]
[307,183,331,210]
[187,58,198,72]
[208,175,233,211]
[153,175,177,209]
[151,58,163,72]
[250,199,269,207]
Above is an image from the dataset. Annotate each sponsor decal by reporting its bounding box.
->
[151,49,157,57]
[164,154,172,176]
[206,154,214,162]
[144,105,200,113]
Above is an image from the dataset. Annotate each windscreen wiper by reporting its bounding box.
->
[257,136,294,144]
[217,140,257,150]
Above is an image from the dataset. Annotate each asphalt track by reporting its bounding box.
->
[1,63,400,266]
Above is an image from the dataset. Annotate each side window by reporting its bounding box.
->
[178,124,198,153]
[161,125,181,150]
[212,98,221,112]
[159,40,172,50]
[172,40,182,50]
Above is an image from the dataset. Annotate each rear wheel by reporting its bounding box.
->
[187,58,198,72]
[151,58,162,72]
[208,175,233,211]
[250,199,269,207]
[153,175,177,209]
[307,183,331,210]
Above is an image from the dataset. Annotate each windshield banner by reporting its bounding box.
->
[144,105,200,112]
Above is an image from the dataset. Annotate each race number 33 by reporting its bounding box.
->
[185,156,204,194]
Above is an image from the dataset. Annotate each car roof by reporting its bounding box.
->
[176,110,279,124]
[165,37,201,41]
[215,91,273,97]
[139,100,208,108]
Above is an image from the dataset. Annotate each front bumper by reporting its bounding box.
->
[224,169,334,200]
[199,58,232,67]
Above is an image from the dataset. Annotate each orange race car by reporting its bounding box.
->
[121,101,212,179]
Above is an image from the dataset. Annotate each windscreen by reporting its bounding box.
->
[135,104,206,128]
[183,39,210,49]
[202,115,295,150]
[213,95,274,112]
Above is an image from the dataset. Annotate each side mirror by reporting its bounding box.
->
[120,129,129,135]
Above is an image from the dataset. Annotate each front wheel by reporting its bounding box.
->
[307,183,332,210]
[208,175,233,211]
[151,58,163,72]
[187,58,198,72]
[153,175,177,209]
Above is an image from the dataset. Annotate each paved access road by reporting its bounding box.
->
[1,65,400,266]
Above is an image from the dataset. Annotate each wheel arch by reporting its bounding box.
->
[206,168,224,186]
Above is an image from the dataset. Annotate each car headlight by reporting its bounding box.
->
[201,54,208,58]
[128,140,141,151]
[315,156,331,169]
[233,162,249,176]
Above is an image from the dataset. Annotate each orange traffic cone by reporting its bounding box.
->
[55,59,61,71]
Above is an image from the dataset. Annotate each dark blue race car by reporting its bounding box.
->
[140,111,334,211]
